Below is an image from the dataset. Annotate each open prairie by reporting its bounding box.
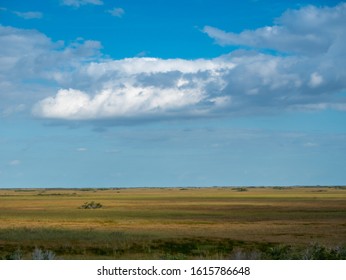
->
[0,187,345,259]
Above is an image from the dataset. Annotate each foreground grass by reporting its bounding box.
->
[1,227,345,260]
[0,186,345,259]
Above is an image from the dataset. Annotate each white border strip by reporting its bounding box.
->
[0,260,345,280]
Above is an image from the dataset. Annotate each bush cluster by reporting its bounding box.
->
[80,201,103,209]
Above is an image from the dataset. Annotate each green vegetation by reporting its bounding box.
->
[0,186,345,259]
[234,187,248,192]
[79,201,103,209]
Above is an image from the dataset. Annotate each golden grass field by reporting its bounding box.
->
[0,186,345,259]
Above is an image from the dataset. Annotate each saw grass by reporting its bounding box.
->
[0,186,345,259]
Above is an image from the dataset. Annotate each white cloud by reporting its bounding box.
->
[61,0,103,7]
[331,103,346,111]
[0,27,102,76]
[107,8,125,18]
[304,142,319,147]
[32,43,346,120]
[32,56,236,120]
[2,3,346,123]
[33,85,208,120]
[0,25,102,114]
[26,48,325,120]
[203,3,346,55]
[2,104,26,117]
[13,11,43,19]
[83,57,233,76]
[136,50,149,57]
[199,3,346,116]
[9,160,21,166]
[309,72,323,88]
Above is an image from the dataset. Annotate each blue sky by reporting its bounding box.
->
[0,0,345,188]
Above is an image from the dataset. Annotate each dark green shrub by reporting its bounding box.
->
[235,187,248,192]
[80,201,103,209]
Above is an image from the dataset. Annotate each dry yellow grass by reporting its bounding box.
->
[0,187,345,259]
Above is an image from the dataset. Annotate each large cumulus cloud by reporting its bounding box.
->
[2,2,346,122]
[32,57,234,120]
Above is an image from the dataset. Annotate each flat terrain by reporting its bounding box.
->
[0,187,345,259]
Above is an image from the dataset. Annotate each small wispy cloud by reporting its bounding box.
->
[2,104,26,117]
[0,7,42,19]
[77,147,87,152]
[304,142,319,147]
[61,0,103,7]
[309,72,323,88]
[107,7,125,18]
[136,50,149,57]
[13,11,43,19]
[9,160,21,166]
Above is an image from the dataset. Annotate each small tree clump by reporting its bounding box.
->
[236,187,248,192]
[80,201,103,209]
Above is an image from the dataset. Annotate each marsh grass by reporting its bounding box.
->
[2,228,344,260]
[0,187,345,259]
[0,227,152,259]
